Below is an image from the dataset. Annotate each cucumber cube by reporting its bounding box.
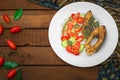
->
[61,40,68,48]
[69,37,76,44]
[79,44,85,53]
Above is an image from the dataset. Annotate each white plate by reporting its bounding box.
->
[48,2,118,67]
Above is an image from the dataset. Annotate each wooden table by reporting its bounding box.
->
[0,0,99,80]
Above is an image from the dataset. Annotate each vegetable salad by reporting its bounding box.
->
[61,12,85,55]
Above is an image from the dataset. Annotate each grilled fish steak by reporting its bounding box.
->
[85,26,106,55]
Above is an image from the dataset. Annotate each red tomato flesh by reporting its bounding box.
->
[61,36,69,41]
[66,46,72,53]
[76,36,83,42]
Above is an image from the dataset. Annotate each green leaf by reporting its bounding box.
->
[67,40,73,46]
[3,61,19,69]
[14,8,23,21]
[16,69,22,80]
[88,17,95,27]
[84,30,91,39]
[94,21,100,27]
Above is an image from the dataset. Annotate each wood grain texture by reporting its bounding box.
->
[0,29,49,46]
[0,11,57,28]
[0,66,99,80]
[0,47,66,65]
[0,11,119,29]
[0,0,51,9]
[0,1,102,80]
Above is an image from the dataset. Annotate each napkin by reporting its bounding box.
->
[29,0,120,80]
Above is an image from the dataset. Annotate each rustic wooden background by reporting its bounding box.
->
[0,0,99,80]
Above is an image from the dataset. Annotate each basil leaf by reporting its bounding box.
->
[88,17,95,27]
[3,61,19,69]
[94,21,100,27]
[14,8,23,21]
[16,69,22,80]
[84,30,91,39]
[67,40,73,46]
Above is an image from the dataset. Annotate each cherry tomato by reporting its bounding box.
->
[72,18,78,24]
[74,42,80,49]
[71,13,76,19]
[67,21,73,29]
[71,13,80,19]
[6,39,16,50]
[66,46,72,53]
[71,46,79,55]
[76,36,83,42]
[10,26,21,34]
[7,69,17,79]
[75,27,82,33]
[0,56,4,66]
[69,32,78,39]
[67,33,70,39]
[77,17,84,24]
[3,14,11,23]
[76,12,80,18]
[0,25,4,35]
[61,36,69,41]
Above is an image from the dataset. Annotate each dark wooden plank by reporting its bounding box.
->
[0,47,66,65]
[0,0,51,10]
[0,11,57,28]
[0,11,119,29]
[0,66,99,80]
[0,29,49,46]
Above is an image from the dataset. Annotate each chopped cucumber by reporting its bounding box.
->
[79,44,85,53]
[69,37,76,44]
[80,14,85,17]
[71,29,74,32]
[61,40,68,48]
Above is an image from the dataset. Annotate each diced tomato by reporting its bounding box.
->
[61,36,69,41]
[66,46,72,53]
[77,17,84,24]
[67,33,70,38]
[76,12,80,18]
[72,33,78,39]
[76,36,83,42]
[66,29,71,36]
[72,18,78,24]
[71,46,79,55]
[71,13,80,19]
[74,42,80,49]
[75,27,82,32]
[67,21,73,29]
[68,32,78,39]
[71,13,76,19]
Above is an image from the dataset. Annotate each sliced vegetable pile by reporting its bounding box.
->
[61,11,101,56]
[61,12,85,55]
[0,8,23,80]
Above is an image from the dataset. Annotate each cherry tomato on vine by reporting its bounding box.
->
[3,14,11,23]
[6,39,16,50]
[0,56,4,66]
[7,69,17,79]
[0,25,4,35]
[10,26,21,34]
